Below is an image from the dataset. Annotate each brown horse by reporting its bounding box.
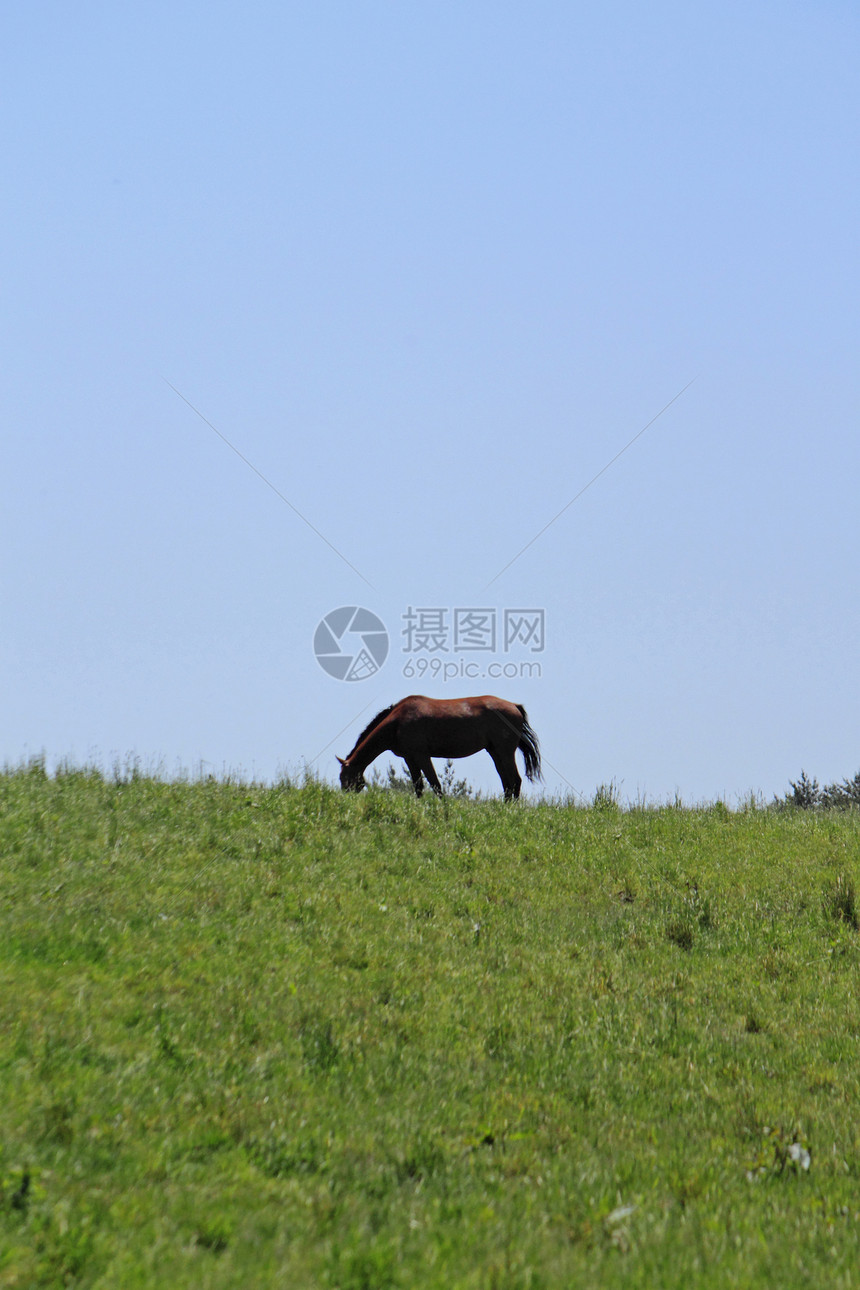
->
[337,694,541,800]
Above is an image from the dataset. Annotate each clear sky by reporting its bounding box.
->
[3,1,858,802]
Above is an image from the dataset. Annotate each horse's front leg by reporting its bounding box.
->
[404,760,425,797]
[422,760,443,797]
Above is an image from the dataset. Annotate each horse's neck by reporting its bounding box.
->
[349,720,394,773]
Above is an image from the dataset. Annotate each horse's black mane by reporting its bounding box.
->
[348,704,396,755]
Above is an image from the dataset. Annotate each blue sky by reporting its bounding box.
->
[3,1,858,801]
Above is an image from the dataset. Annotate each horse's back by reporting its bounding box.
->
[395,694,522,722]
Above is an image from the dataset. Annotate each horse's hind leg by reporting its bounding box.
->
[506,769,522,801]
[490,751,521,801]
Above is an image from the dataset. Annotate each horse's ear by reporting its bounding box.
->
[336,755,346,765]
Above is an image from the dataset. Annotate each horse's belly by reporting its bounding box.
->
[427,734,486,759]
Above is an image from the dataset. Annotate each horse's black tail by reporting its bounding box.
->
[516,705,542,783]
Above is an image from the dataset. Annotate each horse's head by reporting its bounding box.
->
[337,756,366,793]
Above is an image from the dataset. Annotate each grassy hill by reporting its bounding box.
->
[2,761,860,1287]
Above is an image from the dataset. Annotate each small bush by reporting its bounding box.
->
[375,759,474,797]
[821,773,860,810]
[783,769,860,811]
[787,771,821,809]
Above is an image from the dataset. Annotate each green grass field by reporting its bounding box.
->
[2,761,860,1288]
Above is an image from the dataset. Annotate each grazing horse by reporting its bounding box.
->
[337,694,541,800]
